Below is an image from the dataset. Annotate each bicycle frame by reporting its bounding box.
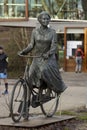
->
[18,53,59,115]
[21,55,40,108]
[10,53,59,122]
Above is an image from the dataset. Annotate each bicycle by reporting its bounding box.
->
[10,53,60,122]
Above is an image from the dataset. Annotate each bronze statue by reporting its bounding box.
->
[20,11,67,93]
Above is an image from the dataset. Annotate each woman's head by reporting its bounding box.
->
[38,11,51,27]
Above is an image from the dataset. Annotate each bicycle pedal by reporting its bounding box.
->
[31,95,40,108]
[31,101,40,108]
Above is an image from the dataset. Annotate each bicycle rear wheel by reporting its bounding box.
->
[40,87,59,117]
[10,79,26,122]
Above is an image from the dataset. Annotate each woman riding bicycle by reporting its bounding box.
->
[20,11,67,94]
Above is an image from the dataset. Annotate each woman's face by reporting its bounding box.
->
[40,14,50,27]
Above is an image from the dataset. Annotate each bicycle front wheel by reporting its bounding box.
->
[10,79,26,122]
[40,88,59,117]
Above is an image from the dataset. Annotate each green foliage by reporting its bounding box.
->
[56,109,87,121]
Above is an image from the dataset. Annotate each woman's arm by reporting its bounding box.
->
[20,29,35,55]
[49,30,57,55]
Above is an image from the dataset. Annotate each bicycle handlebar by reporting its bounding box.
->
[18,52,42,58]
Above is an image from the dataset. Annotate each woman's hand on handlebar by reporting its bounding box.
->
[17,51,26,56]
[18,51,27,56]
[42,52,49,59]
[43,54,48,59]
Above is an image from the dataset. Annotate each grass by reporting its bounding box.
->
[56,108,87,121]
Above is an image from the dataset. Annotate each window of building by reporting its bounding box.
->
[28,0,58,18]
[0,0,27,20]
[0,0,86,20]
[28,0,84,20]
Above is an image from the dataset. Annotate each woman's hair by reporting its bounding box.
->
[38,11,51,23]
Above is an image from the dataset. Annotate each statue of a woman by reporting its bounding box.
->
[20,11,67,93]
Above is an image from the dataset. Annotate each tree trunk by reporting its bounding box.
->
[81,0,87,19]
[4,0,8,16]
[12,0,15,15]
[41,0,51,15]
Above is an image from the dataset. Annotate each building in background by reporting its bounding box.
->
[0,0,85,20]
[0,0,87,72]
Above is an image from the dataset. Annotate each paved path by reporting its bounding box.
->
[60,72,87,110]
[0,72,87,117]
